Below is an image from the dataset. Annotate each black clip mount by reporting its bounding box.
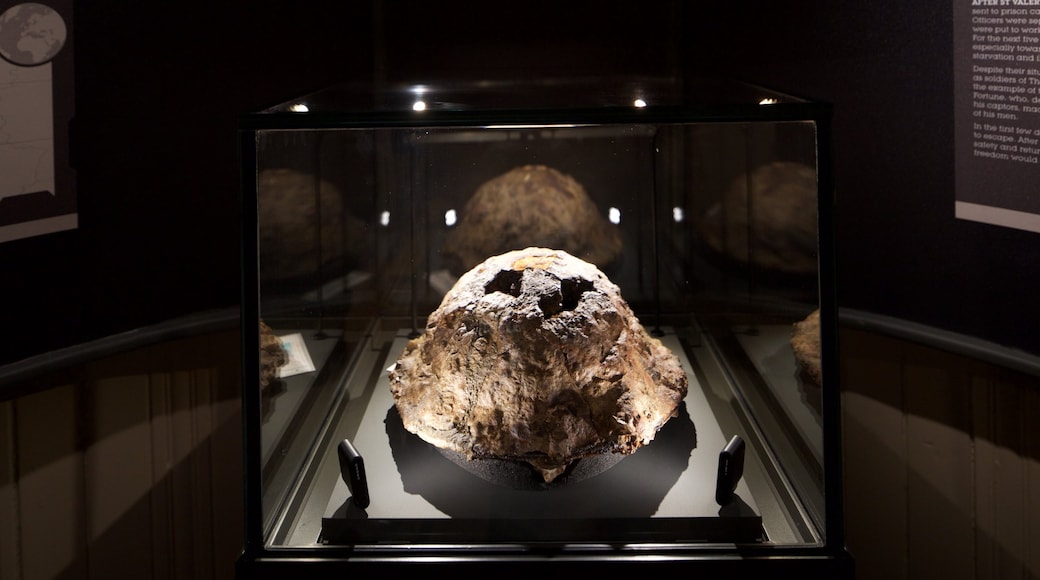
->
[337,438,370,508]
[715,435,745,506]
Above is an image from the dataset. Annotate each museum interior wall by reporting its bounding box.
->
[0,1,1038,579]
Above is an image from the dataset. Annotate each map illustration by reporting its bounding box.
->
[0,2,66,66]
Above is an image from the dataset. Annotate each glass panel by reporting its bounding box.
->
[251,117,825,549]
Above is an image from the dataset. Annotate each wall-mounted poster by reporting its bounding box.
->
[954,0,1040,234]
[0,1,75,243]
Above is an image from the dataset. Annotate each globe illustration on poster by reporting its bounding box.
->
[0,3,67,66]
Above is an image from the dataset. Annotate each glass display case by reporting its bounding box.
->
[237,76,849,578]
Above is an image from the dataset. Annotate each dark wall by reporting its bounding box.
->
[0,0,692,366]
[373,1,691,80]
[71,2,374,331]
[2,1,1037,367]
[712,2,1039,355]
[1,2,374,365]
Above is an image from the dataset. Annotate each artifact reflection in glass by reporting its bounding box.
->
[697,161,818,275]
[791,308,822,386]
[389,247,688,484]
[442,165,622,274]
[258,167,365,288]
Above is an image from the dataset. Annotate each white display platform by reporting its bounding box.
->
[318,330,763,544]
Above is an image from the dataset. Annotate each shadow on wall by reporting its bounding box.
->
[0,330,244,580]
[51,415,243,580]
[840,327,1040,580]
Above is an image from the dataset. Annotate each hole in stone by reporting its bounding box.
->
[560,278,594,311]
[539,290,563,317]
[485,269,523,297]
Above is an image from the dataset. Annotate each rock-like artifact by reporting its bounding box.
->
[698,161,818,275]
[389,247,688,483]
[791,309,822,386]
[258,167,363,285]
[259,320,288,390]
[442,165,623,274]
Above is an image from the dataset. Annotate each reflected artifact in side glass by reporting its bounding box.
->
[389,247,688,484]
[442,165,622,274]
[257,167,367,287]
[791,308,822,386]
[697,161,818,275]
[259,320,288,390]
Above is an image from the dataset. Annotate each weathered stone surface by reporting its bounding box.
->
[389,247,688,483]
[442,165,622,274]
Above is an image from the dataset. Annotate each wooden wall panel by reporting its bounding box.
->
[170,370,199,580]
[840,328,908,580]
[0,400,19,579]
[973,372,1001,579]
[149,371,175,580]
[981,370,1036,580]
[1026,385,1040,579]
[200,331,244,580]
[14,384,87,580]
[190,369,217,579]
[902,345,975,580]
[0,329,243,580]
[842,327,1040,580]
[168,368,214,580]
[974,369,1040,580]
[84,372,155,579]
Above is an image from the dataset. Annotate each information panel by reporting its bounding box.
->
[954,0,1040,233]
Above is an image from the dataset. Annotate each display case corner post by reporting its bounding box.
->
[813,105,845,556]
[238,124,265,555]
